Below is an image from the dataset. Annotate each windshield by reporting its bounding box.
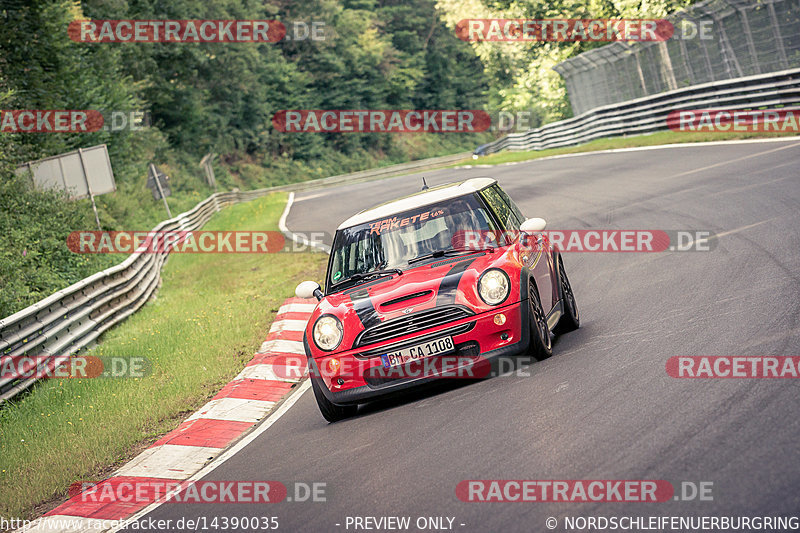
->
[327,193,500,291]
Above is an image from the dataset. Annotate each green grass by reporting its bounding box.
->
[457,129,799,167]
[0,192,327,522]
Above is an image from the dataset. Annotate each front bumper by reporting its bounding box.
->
[309,299,530,405]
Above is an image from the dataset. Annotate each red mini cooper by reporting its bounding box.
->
[295,178,579,422]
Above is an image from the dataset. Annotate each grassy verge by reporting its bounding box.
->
[0,192,328,522]
[459,130,800,167]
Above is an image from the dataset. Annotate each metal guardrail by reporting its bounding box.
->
[0,151,470,404]
[475,68,800,156]
[0,190,267,404]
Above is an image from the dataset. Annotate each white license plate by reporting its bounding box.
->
[380,336,455,369]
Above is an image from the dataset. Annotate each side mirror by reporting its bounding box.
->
[295,281,323,301]
[520,217,547,233]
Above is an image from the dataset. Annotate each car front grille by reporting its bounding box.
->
[354,305,474,348]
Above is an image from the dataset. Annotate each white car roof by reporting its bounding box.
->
[337,177,497,229]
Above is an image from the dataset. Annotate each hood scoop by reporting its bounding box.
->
[378,290,434,312]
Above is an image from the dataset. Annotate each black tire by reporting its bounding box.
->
[554,256,580,334]
[310,373,358,423]
[528,278,553,361]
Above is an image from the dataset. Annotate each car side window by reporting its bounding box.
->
[480,185,520,230]
[493,185,526,226]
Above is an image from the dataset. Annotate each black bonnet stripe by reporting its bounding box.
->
[436,258,478,306]
[349,288,381,329]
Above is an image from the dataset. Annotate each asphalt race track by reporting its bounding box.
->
[124,139,800,531]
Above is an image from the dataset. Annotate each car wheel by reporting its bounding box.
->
[554,256,580,334]
[528,279,553,361]
[310,373,358,423]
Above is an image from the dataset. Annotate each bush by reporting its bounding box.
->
[0,172,118,317]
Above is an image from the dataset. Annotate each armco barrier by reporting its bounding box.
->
[0,151,467,404]
[475,68,800,156]
[0,190,265,404]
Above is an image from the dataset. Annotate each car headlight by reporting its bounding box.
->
[478,269,510,306]
[313,315,343,351]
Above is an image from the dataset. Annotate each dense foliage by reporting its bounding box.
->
[0,0,491,317]
[0,0,695,317]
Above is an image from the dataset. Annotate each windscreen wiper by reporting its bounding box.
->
[407,246,493,265]
[331,268,403,289]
